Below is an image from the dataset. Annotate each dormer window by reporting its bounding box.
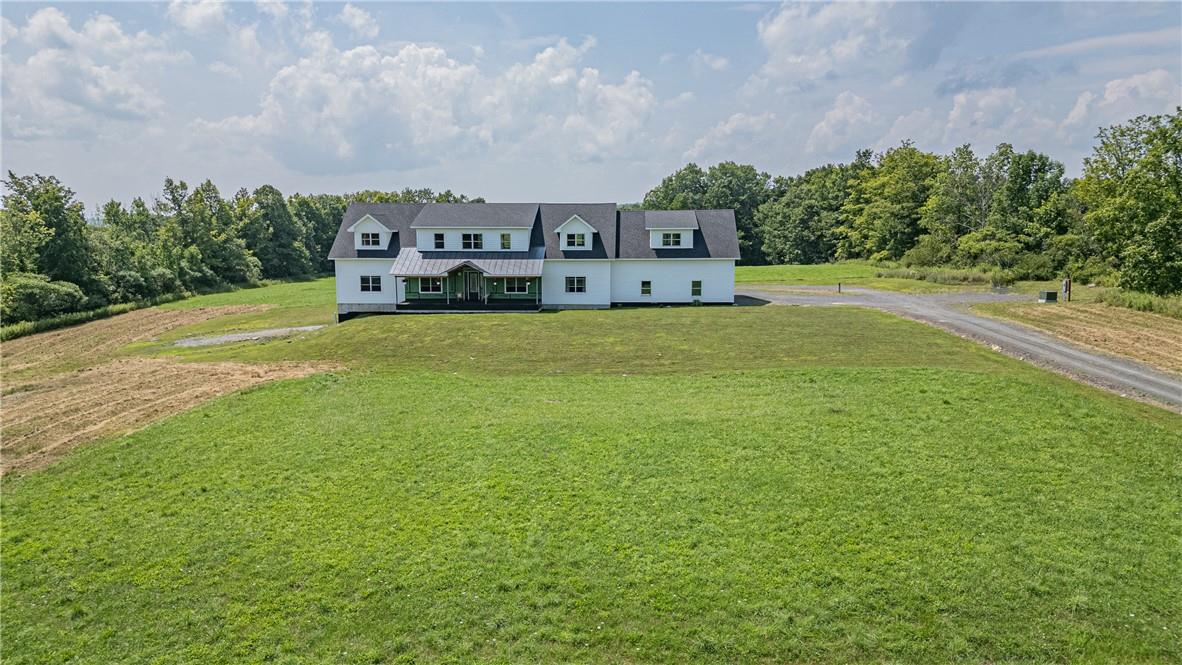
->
[434,233,445,249]
[501,233,512,250]
[360,232,381,247]
[462,233,483,250]
[661,232,682,247]
[566,233,586,248]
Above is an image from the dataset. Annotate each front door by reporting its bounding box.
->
[465,272,481,301]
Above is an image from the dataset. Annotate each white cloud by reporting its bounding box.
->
[685,112,775,160]
[751,3,904,87]
[1015,27,1181,60]
[807,91,878,153]
[2,8,181,140]
[1099,68,1178,107]
[689,49,729,72]
[659,52,675,65]
[665,91,696,107]
[1060,91,1095,129]
[339,3,378,40]
[167,0,228,34]
[197,34,657,173]
[208,60,242,79]
[256,0,289,20]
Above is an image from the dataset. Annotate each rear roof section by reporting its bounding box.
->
[617,209,739,259]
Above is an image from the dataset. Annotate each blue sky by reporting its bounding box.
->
[2,2,1179,209]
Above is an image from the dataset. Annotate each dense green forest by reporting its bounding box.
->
[0,179,480,324]
[1,109,1178,325]
[644,109,1180,295]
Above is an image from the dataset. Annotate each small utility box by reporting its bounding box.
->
[1038,290,1058,303]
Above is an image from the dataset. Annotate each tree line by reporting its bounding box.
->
[0,177,479,323]
[2,109,1178,325]
[641,110,1181,295]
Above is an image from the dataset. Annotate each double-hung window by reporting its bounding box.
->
[500,233,512,250]
[360,275,381,292]
[661,232,682,247]
[691,280,702,297]
[505,277,529,294]
[640,280,652,296]
[565,276,586,293]
[433,233,445,249]
[419,277,442,293]
[462,233,483,250]
[566,233,586,248]
[360,232,380,247]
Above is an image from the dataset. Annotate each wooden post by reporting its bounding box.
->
[838,282,842,294]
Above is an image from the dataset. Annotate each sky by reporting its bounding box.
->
[1,1,1180,210]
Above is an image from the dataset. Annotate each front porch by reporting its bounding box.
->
[398,266,542,311]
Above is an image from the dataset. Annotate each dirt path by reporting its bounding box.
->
[173,325,324,348]
[739,285,1182,411]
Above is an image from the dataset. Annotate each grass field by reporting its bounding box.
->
[3,279,1181,663]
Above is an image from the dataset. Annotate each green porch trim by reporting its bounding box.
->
[402,273,539,301]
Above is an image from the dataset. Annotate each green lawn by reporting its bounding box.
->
[4,282,1181,663]
[735,263,992,293]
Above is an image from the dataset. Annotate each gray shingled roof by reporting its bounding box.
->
[539,203,617,259]
[389,248,545,277]
[642,210,699,230]
[617,209,740,259]
[409,203,539,228]
[328,203,423,259]
[329,202,739,262]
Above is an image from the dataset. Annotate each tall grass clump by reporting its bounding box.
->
[876,267,1013,287]
[1096,289,1182,320]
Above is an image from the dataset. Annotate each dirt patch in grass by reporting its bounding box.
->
[2,305,268,381]
[978,302,1182,374]
[1,357,331,475]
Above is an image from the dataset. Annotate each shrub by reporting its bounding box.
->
[901,234,953,267]
[1012,253,1055,281]
[0,273,86,324]
[0,292,187,341]
[876,266,997,285]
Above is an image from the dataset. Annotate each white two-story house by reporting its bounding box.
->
[328,202,738,316]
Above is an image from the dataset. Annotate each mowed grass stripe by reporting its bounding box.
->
[157,305,1017,376]
[2,368,1179,663]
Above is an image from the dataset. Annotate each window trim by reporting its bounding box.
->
[360,232,381,247]
[433,233,445,249]
[661,232,682,247]
[691,280,702,297]
[504,277,529,294]
[565,233,586,248]
[500,233,512,250]
[419,277,443,293]
[640,280,652,296]
[360,275,382,292]
[565,276,586,293]
[462,233,483,250]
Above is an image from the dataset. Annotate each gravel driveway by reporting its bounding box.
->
[738,285,1182,411]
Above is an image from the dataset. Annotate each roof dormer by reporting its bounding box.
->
[347,214,395,251]
[554,214,597,251]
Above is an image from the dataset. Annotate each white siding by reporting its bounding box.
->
[541,260,611,306]
[648,230,694,249]
[414,228,530,252]
[555,216,597,251]
[334,259,401,305]
[609,260,735,303]
[351,217,394,251]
